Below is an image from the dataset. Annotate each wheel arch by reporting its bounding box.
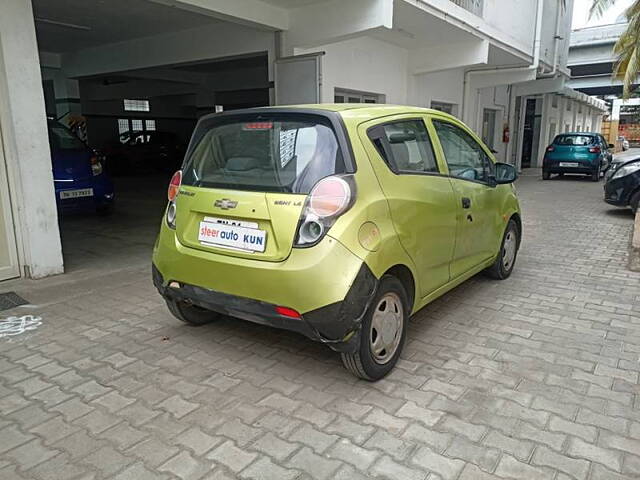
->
[510,212,522,248]
[383,264,416,313]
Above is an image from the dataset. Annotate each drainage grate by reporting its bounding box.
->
[0,292,29,312]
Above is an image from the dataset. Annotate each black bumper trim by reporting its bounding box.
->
[152,263,377,353]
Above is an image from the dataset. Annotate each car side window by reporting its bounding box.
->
[368,119,439,174]
[432,120,492,183]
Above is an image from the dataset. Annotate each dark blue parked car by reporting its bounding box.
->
[48,120,114,214]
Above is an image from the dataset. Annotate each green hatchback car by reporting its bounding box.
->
[152,105,521,380]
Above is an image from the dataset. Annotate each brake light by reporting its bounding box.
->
[295,175,354,247]
[168,170,182,202]
[589,146,601,153]
[166,171,182,229]
[546,146,555,152]
[276,306,301,319]
[90,156,103,176]
[243,122,273,130]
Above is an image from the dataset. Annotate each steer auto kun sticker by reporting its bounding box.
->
[198,221,267,252]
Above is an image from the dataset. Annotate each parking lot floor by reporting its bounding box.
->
[0,169,639,479]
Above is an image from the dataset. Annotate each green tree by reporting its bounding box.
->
[589,0,640,98]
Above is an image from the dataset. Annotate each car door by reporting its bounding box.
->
[599,135,612,167]
[429,117,501,279]
[361,116,457,298]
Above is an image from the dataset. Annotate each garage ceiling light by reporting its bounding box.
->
[35,18,92,31]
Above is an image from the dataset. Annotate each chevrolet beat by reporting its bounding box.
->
[152,105,521,380]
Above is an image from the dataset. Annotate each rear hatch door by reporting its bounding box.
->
[175,187,305,262]
[175,112,347,262]
[551,134,596,163]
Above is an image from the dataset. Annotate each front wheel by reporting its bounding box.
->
[542,171,550,180]
[166,299,220,326]
[341,275,408,381]
[485,219,520,280]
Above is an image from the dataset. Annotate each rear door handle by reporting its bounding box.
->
[461,197,471,209]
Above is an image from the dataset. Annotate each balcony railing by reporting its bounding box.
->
[450,0,483,16]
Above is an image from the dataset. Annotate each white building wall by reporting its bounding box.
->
[295,36,409,104]
[472,85,511,162]
[408,69,464,110]
[482,0,536,53]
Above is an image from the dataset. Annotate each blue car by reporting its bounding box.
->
[542,132,613,182]
[48,120,115,214]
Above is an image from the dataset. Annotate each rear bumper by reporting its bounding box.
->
[543,156,602,175]
[543,162,598,175]
[55,175,115,212]
[152,227,377,352]
[152,262,376,353]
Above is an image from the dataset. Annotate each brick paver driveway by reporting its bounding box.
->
[1,172,639,480]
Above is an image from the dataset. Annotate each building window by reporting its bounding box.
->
[552,95,558,108]
[131,119,143,131]
[118,118,130,135]
[431,101,458,117]
[578,104,582,114]
[124,99,150,112]
[567,101,571,112]
[549,123,556,145]
[334,88,383,104]
[145,119,156,131]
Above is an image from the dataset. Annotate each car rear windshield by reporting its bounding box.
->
[553,135,595,146]
[181,114,346,193]
[48,123,86,150]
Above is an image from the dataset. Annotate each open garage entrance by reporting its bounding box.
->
[33,0,274,274]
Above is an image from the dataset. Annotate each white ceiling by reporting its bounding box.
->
[33,0,220,53]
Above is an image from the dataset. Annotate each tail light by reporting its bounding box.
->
[166,170,182,229]
[546,146,555,152]
[168,171,182,202]
[589,146,601,153]
[90,156,103,176]
[294,175,354,247]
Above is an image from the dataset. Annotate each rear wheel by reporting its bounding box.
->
[166,299,220,326]
[631,190,640,214]
[485,219,520,280]
[542,171,550,180]
[341,275,408,381]
[591,166,600,182]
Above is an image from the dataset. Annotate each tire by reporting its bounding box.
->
[166,298,220,326]
[631,190,640,214]
[591,166,600,182]
[542,170,550,180]
[485,218,520,280]
[341,275,408,381]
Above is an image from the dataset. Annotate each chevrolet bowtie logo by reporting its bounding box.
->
[214,198,238,210]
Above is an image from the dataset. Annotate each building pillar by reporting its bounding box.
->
[0,0,64,278]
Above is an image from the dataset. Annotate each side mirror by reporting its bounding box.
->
[608,143,615,149]
[494,162,517,184]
